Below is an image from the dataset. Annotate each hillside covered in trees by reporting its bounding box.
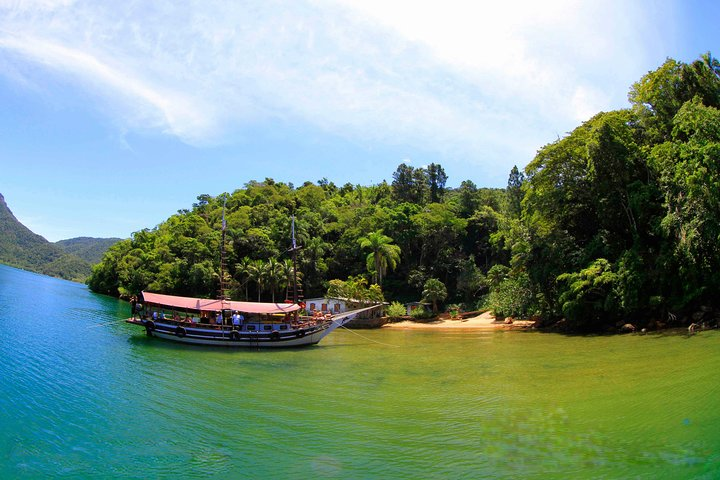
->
[0,193,120,282]
[88,163,503,306]
[89,53,720,332]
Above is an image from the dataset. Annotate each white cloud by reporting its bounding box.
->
[0,0,674,170]
[0,34,211,138]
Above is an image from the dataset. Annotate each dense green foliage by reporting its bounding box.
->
[503,53,720,330]
[89,53,720,331]
[326,276,384,308]
[88,173,507,306]
[385,301,407,319]
[422,278,447,314]
[0,193,116,282]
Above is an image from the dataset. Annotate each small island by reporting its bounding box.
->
[84,53,720,335]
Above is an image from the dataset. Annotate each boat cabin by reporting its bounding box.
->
[137,291,305,332]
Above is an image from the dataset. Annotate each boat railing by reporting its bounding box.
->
[138,317,323,331]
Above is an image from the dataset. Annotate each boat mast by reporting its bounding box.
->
[289,215,302,304]
[219,194,228,301]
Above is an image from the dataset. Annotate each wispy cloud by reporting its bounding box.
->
[0,0,675,171]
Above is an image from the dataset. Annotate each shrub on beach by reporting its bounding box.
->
[410,305,435,320]
[486,273,535,318]
[386,301,406,319]
[446,304,462,319]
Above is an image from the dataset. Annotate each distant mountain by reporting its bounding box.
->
[55,236,121,264]
[0,193,120,282]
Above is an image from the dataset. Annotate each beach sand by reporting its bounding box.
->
[382,311,536,330]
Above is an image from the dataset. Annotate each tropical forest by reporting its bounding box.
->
[89,53,720,332]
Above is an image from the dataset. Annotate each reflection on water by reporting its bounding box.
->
[0,264,719,478]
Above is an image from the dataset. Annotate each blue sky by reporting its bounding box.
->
[0,0,717,241]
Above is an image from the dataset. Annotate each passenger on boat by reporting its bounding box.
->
[232,312,240,328]
[185,315,192,323]
[216,312,223,326]
[152,311,158,321]
[159,312,165,320]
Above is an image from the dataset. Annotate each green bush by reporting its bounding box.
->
[410,305,435,320]
[386,301,406,318]
[446,304,462,319]
[487,272,535,318]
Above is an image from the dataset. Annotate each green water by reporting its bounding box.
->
[1,264,719,479]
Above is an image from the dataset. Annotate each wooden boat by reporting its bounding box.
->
[126,291,377,347]
[125,210,380,347]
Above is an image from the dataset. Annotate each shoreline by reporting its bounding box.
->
[381,311,536,330]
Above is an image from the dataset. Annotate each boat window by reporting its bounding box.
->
[279,324,288,330]
[263,325,272,331]
[247,325,256,331]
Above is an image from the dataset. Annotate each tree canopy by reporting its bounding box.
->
[88,167,506,307]
[88,53,720,332]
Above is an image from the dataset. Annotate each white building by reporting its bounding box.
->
[303,297,347,314]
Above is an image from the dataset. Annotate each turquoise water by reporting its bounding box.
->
[1,263,719,479]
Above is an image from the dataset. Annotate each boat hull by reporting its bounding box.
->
[128,319,329,347]
[126,305,380,348]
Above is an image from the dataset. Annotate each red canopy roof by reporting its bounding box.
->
[141,292,301,314]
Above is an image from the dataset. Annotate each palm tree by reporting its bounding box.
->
[265,258,285,303]
[422,278,447,314]
[280,258,303,301]
[235,257,253,300]
[247,259,267,301]
[701,51,720,78]
[358,230,401,285]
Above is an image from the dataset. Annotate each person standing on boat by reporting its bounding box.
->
[216,311,223,326]
[232,311,240,328]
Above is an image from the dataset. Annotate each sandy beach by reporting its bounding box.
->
[382,311,536,330]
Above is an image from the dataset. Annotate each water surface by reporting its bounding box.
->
[1,264,718,478]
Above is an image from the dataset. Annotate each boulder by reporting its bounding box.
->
[619,323,636,333]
